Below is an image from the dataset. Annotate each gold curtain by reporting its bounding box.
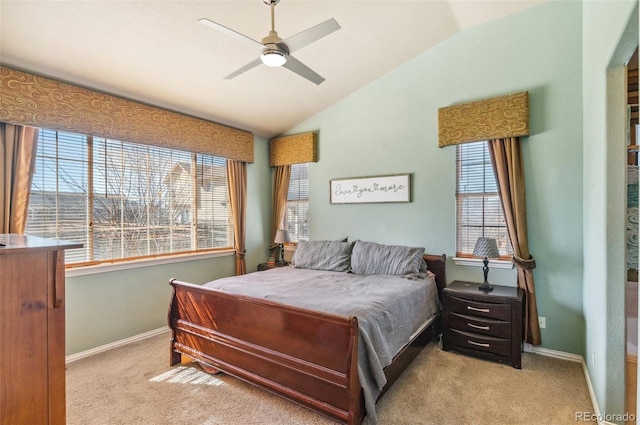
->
[271,165,291,250]
[438,91,529,148]
[0,66,254,162]
[269,132,317,167]
[0,123,39,234]
[227,160,247,275]
[488,137,541,345]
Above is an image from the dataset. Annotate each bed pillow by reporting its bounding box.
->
[350,240,425,278]
[418,257,429,278]
[291,239,354,272]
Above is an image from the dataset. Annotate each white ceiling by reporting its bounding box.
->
[0,0,547,139]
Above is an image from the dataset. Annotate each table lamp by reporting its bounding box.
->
[274,229,289,263]
[473,237,500,292]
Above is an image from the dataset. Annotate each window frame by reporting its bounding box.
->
[26,128,234,268]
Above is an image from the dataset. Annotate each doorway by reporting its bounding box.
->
[627,47,638,425]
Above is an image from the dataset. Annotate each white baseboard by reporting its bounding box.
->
[524,344,615,425]
[65,326,170,364]
[525,343,583,362]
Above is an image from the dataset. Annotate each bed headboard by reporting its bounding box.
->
[423,254,446,300]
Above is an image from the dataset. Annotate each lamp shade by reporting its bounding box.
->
[473,237,500,259]
[274,229,289,244]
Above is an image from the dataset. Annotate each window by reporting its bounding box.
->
[26,129,232,265]
[456,141,512,258]
[283,163,309,242]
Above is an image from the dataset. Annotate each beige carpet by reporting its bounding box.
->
[67,332,594,424]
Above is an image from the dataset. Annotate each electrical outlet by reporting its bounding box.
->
[538,316,546,329]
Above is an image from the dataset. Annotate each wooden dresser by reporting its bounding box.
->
[0,234,82,425]
[442,280,524,368]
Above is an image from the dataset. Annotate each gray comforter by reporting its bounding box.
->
[203,266,441,424]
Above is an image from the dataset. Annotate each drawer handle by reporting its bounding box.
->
[468,323,490,331]
[467,306,490,313]
[468,340,490,348]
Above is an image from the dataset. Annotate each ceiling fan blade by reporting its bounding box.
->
[282,56,325,85]
[224,58,263,80]
[282,18,340,54]
[198,18,263,50]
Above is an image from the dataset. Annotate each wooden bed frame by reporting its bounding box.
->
[168,253,446,425]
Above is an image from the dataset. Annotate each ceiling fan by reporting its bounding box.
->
[199,0,340,85]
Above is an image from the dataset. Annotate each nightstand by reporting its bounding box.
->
[257,262,289,271]
[442,280,524,368]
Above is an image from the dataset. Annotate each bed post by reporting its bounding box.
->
[346,317,364,425]
[424,253,447,299]
[168,279,182,366]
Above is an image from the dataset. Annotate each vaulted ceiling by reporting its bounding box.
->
[0,0,548,139]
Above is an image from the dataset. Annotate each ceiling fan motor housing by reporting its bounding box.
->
[262,29,283,46]
[263,0,280,5]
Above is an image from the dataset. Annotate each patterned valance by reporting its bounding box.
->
[269,132,318,167]
[0,66,254,162]
[438,91,529,147]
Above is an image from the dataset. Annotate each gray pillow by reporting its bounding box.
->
[350,240,425,278]
[291,240,354,272]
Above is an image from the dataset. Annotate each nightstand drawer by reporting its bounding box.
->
[448,296,511,322]
[448,313,512,339]
[448,329,512,358]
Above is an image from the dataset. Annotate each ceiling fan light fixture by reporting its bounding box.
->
[260,48,287,67]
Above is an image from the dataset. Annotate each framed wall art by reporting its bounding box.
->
[330,174,411,204]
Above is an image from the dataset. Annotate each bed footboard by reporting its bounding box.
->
[168,279,364,424]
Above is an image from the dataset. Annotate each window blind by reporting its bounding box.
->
[26,128,232,265]
[28,131,90,264]
[456,141,512,257]
[284,163,309,242]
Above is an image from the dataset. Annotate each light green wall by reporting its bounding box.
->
[65,135,272,355]
[65,255,235,354]
[289,0,584,354]
[582,0,638,419]
[246,135,273,268]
